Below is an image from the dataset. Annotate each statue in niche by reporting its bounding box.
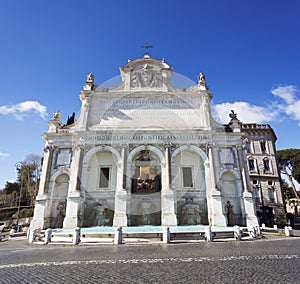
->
[225,201,235,226]
[95,202,107,226]
[56,201,66,228]
[181,198,201,225]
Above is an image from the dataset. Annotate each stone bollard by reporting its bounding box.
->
[114,227,122,245]
[261,223,266,229]
[284,226,293,237]
[273,225,278,231]
[28,228,37,244]
[26,228,31,239]
[205,226,213,242]
[255,225,261,236]
[234,225,242,240]
[162,227,170,244]
[44,228,52,245]
[249,227,257,239]
[73,227,81,245]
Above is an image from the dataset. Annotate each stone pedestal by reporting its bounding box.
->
[63,195,81,229]
[30,197,48,230]
[161,190,177,226]
[207,191,227,226]
[243,191,259,227]
[113,192,128,227]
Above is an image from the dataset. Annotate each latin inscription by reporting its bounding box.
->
[80,134,209,143]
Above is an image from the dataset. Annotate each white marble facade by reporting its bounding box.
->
[31,54,261,230]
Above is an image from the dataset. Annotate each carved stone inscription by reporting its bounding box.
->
[56,148,72,166]
[81,134,209,144]
[219,147,234,165]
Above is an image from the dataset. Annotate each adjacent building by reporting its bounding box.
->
[31,53,286,230]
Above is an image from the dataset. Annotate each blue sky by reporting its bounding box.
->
[1,0,300,189]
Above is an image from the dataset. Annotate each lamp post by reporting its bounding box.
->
[257,164,266,225]
[15,162,24,232]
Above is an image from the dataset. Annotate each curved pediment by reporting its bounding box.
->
[108,56,175,92]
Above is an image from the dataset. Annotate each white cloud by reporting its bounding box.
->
[213,85,300,126]
[0,152,9,158]
[0,101,47,120]
[213,101,278,124]
[285,100,300,126]
[271,85,300,126]
[271,85,297,104]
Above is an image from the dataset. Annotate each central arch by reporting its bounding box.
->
[127,145,164,226]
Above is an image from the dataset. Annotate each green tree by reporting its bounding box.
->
[0,182,20,207]
[16,155,42,206]
[0,154,43,209]
[277,148,300,200]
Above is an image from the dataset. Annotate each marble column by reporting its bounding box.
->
[161,144,177,226]
[30,145,54,230]
[63,144,83,228]
[206,144,227,226]
[236,145,251,193]
[208,144,217,190]
[40,145,55,195]
[165,144,171,189]
[78,92,91,131]
[237,145,259,227]
[113,145,128,227]
[69,144,84,193]
[121,146,127,190]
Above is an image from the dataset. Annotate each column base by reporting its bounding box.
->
[243,191,259,227]
[63,216,79,229]
[207,191,227,226]
[161,213,177,226]
[30,199,47,230]
[63,197,80,229]
[113,215,128,227]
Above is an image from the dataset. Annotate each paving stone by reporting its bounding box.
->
[0,238,299,283]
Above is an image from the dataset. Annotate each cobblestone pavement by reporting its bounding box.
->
[0,236,299,284]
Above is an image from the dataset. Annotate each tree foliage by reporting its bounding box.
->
[0,154,42,208]
[277,148,300,200]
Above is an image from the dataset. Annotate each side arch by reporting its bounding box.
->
[171,145,209,225]
[48,172,70,228]
[171,145,208,164]
[219,170,245,226]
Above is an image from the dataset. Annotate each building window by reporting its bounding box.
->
[99,167,110,188]
[248,159,255,171]
[268,188,275,203]
[253,186,260,202]
[260,141,267,153]
[182,167,193,188]
[263,159,270,172]
[245,142,251,153]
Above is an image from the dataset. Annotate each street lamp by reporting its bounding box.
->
[257,164,266,225]
[15,162,24,232]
